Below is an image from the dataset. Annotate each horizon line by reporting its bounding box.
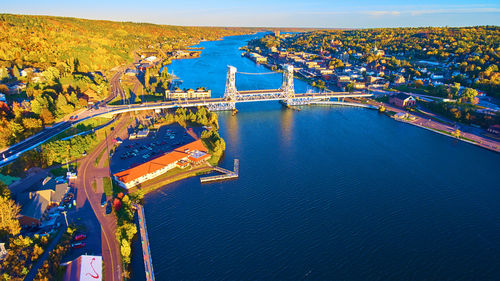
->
[1,12,498,30]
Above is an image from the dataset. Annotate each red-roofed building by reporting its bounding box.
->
[389,93,416,108]
[113,139,211,189]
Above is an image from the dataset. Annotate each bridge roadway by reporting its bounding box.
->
[98,91,373,115]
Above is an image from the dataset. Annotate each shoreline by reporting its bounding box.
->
[396,118,500,153]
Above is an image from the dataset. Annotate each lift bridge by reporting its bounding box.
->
[206,64,370,111]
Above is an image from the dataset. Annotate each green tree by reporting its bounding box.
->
[461,88,478,104]
[42,67,60,82]
[73,58,80,73]
[346,83,355,92]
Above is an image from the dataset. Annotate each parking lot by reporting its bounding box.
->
[110,124,200,174]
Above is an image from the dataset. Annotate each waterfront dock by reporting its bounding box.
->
[136,204,155,281]
[201,159,239,183]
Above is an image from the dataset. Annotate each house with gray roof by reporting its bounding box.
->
[18,178,69,227]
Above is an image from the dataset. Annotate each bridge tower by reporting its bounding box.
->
[209,65,237,111]
[224,65,238,101]
[281,64,295,104]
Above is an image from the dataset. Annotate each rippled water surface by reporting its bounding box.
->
[131,34,500,280]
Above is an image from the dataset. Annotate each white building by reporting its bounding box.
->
[64,255,102,281]
[113,140,211,189]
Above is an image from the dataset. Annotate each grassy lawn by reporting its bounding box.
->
[54,117,111,140]
[92,180,97,192]
[94,147,107,167]
[395,85,431,95]
[142,93,164,103]
[131,165,213,194]
[102,176,113,196]
[413,108,455,126]
[108,95,123,105]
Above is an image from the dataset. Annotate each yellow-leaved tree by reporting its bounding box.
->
[0,182,21,237]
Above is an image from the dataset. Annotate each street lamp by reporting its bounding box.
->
[62,211,69,227]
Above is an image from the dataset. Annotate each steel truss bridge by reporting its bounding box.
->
[104,64,372,114]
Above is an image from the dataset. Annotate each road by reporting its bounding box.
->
[76,114,130,281]
[103,69,127,105]
[0,121,74,166]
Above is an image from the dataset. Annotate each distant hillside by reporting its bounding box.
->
[0,14,257,71]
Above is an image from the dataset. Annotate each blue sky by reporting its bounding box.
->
[3,0,499,27]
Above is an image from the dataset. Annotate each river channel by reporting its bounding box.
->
[131,33,500,280]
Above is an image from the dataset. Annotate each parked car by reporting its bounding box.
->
[74,234,87,241]
[71,242,85,249]
[101,193,107,207]
[63,193,74,203]
[106,200,112,214]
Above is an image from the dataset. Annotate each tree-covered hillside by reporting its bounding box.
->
[0,14,255,71]
[0,14,258,150]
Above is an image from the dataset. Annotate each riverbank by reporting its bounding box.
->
[396,116,500,153]
[366,99,500,153]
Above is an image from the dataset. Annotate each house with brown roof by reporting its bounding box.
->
[113,140,211,189]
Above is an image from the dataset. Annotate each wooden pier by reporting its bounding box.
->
[201,159,239,183]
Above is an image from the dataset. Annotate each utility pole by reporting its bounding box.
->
[66,145,71,174]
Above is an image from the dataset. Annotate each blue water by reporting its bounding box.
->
[131,34,500,280]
